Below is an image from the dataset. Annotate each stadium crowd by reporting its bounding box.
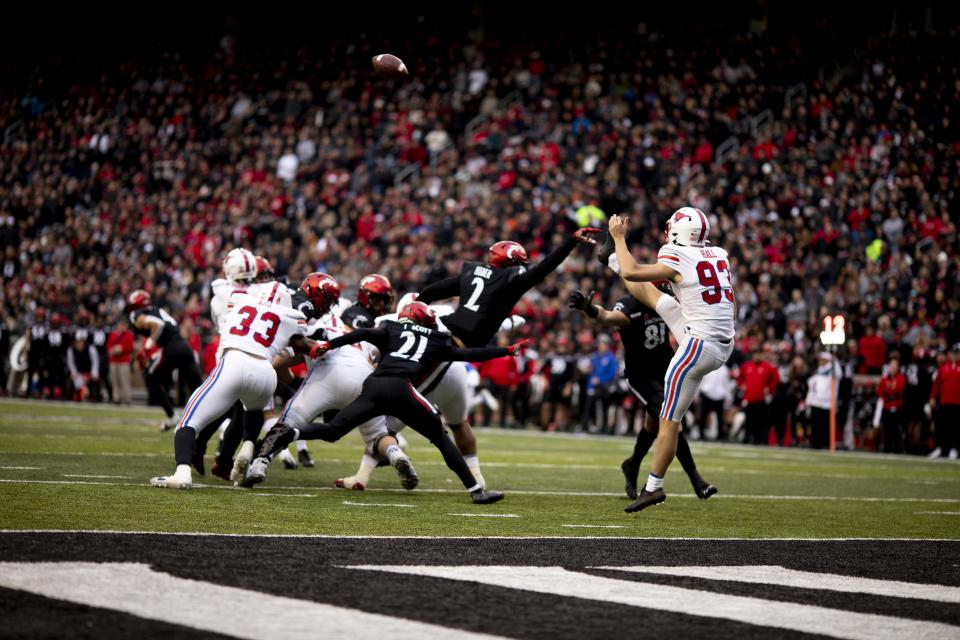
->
[1,19,958,455]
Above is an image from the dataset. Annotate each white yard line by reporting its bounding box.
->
[346,565,958,640]
[63,474,131,479]
[1,477,958,503]
[562,524,626,529]
[248,493,318,498]
[597,565,960,604]
[0,466,42,470]
[914,511,960,516]
[448,513,521,518]
[0,562,502,640]
[342,501,415,508]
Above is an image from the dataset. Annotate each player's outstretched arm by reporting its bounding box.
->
[418,277,460,304]
[323,327,388,352]
[567,290,630,328]
[517,227,602,290]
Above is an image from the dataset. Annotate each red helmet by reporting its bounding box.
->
[125,290,152,312]
[398,301,437,328]
[255,256,274,282]
[301,272,340,317]
[357,274,394,314]
[489,241,528,268]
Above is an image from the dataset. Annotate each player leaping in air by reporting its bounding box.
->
[602,208,735,512]
[414,226,602,481]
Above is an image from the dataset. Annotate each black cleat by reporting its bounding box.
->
[695,482,718,500]
[625,487,666,513]
[621,458,639,500]
[211,459,232,482]
[471,490,505,505]
[298,449,315,468]
[395,458,419,491]
[191,451,206,476]
[597,232,616,267]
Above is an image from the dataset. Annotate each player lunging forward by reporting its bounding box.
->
[605,208,735,512]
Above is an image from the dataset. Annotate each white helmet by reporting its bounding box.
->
[222,248,257,282]
[665,207,710,247]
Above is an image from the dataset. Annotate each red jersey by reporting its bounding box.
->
[737,360,780,405]
[479,355,518,387]
[931,361,960,406]
[106,330,134,364]
[877,373,906,411]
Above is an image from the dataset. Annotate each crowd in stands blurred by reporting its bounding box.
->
[1,12,958,455]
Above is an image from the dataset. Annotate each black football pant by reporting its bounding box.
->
[296,376,480,490]
[935,405,960,454]
[147,339,203,418]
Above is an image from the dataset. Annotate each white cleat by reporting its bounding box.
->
[278,448,299,470]
[158,415,178,432]
[950,449,959,461]
[150,475,191,489]
[335,475,366,490]
[238,457,270,488]
[928,447,943,459]
[231,441,255,485]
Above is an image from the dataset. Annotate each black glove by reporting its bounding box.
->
[568,290,599,317]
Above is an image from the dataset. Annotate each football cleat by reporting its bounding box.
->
[620,458,639,500]
[211,459,232,482]
[927,447,943,459]
[334,476,366,491]
[150,475,191,489]
[470,489,505,505]
[597,232,616,267]
[297,448,315,468]
[695,481,718,500]
[625,487,666,513]
[278,448,298,470]
[394,457,419,491]
[238,457,269,488]
[230,441,255,484]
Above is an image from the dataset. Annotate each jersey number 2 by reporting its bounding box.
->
[463,277,485,312]
[696,261,734,305]
[229,306,280,347]
[390,331,429,362]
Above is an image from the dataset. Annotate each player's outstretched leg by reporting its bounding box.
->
[675,432,717,499]
[621,415,657,500]
[336,450,379,490]
[625,416,677,513]
[373,434,418,490]
[150,426,197,489]
[449,422,485,490]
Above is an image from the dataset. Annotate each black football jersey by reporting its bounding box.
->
[613,295,674,381]
[129,307,181,347]
[441,261,528,347]
[325,320,507,384]
[340,304,376,330]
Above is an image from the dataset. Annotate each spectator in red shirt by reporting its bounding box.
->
[201,335,220,377]
[106,318,134,405]
[875,357,906,453]
[737,350,780,444]
[929,345,960,459]
[858,325,887,374]
[478,334,519,428]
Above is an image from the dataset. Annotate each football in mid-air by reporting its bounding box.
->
[371,53,409,79]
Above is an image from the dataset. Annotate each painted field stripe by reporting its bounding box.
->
[0,466,42,470]
[249,493,318,498]
[347,565,958,640]
[343,501,415,508]
[448,513,521,518]
[915,511,960,516]
[561,524,626,529]
[1,530,958,541]
[598,565,960,604]
[63,474,130,479]
[0,562,501,640]
[1,478,959,503]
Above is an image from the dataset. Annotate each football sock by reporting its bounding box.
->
[261,416,279,436]
[385,444,405,466]
[295,440,309,452]
[464,454,485,488]
[644,472,664,492]
[242,410,264,443]
[174,427,197,466]
[631,429,656,466]
[347,454,378,487]
[675,432,700,480]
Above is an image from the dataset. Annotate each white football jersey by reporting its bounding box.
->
[306,313,378,370]
[218,285,306,360]
[657,244,735,342]
[211,278,260,333]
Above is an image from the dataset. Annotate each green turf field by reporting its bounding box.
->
[1,398,958,538]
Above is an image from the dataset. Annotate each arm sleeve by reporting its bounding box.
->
[418,276,461,304]
[446,346,510,363]
[514,236,578,290]
[326,327,387,351]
